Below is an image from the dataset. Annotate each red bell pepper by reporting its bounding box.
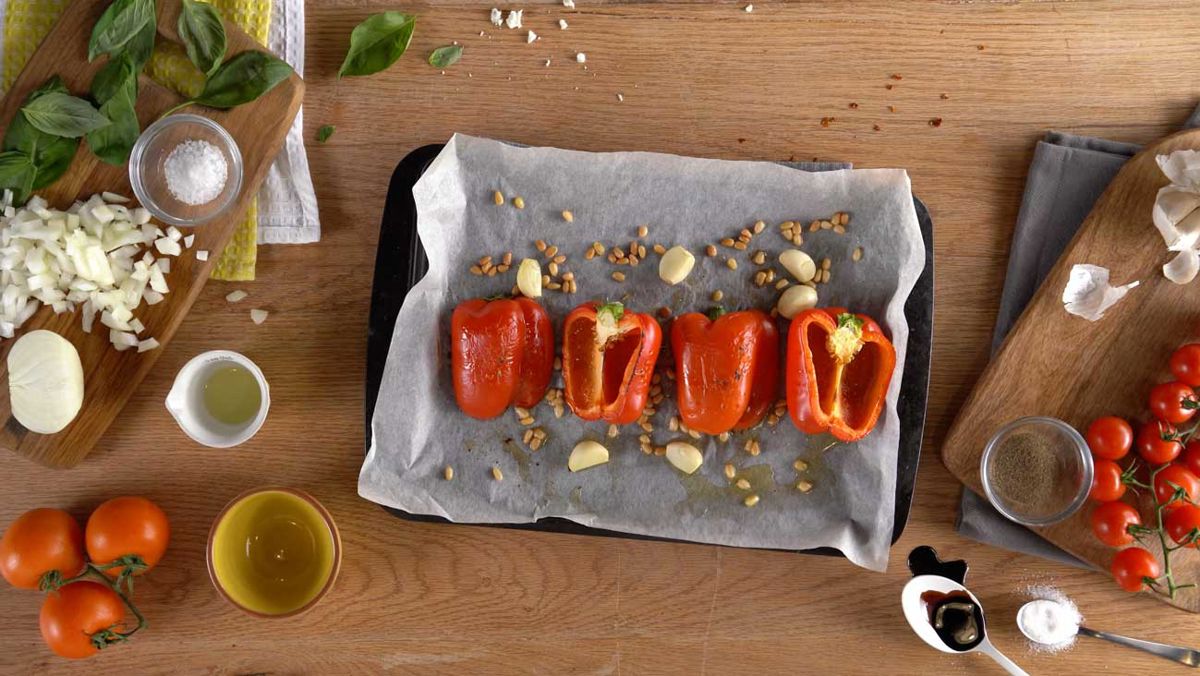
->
[671,309,779,435]
[786,307,896,442]
[451,297,554,420]
[562,301,662,424]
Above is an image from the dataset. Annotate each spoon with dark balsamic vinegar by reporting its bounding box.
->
[901,547,1029,675]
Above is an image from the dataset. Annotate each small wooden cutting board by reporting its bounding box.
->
[0,0,303,468]
[942,127,1200,612]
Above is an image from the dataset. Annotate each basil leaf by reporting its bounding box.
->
[87,86,139,165]
[91,54,138,104]
[316,125,334,143]
[428,45,462,69]
[21,93,111,138]
[338,12,415,78]
[192,50,292,109]
[4,79,80,191]
[123,14,158,70]
[0,152,36,204]
[178,0,226,76]
[88,0,156,62]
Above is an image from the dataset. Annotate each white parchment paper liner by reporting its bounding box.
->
[359,134,925,571]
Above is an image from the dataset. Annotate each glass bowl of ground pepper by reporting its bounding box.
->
[980,416,1093,527]
[129,114,244,227]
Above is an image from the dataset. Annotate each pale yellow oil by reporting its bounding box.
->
[203,366,261,425]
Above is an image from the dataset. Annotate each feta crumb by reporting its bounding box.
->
[250,309,269,325]
[490,8,503,26]
[505,9,523,29]
[617,93,624,102]
[576,52,586,63]
[527,30,538,43]
[479,30,486,36]
[563,0,575,7]
[744,3,753,11]
[559,19,568,29]
[544,58,552,67]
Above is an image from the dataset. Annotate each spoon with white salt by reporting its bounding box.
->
[1017,598,1200,666]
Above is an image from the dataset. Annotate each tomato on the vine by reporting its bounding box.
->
[1166,504,1200,548]
[1090,460,1127,502]
[1138,420,1183,465]
[1149,382,1200,425]
[1170,343,1200,388]
[39,581,126,659]
[1111,547,1162,593]
[1154,464,1200,510]
[1184,441,1200,478]
[85,497,169,577]
[1086,416,1134,461]
[1091,501,1141,546]
[0,508,85,590]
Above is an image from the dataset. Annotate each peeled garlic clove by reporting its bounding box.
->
[516,258,543,298]
[8,330,84,434]
[665,441,703,474]
[1164,249,1200,285]
[778,249,816,282]
[658,246,695,285]
[776,284,819,319]
[568,440,609,471]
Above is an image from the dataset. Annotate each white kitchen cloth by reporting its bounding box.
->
[0,0,320,246]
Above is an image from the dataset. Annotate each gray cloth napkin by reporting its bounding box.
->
[956,106,1200,567]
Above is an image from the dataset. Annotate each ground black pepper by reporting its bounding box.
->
[987,431,1075,516]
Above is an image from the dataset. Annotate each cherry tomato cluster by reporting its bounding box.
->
[1086,343,1200,598]
[0,497,169,659]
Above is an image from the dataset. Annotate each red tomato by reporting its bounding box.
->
[1170,343,1200,387]
[86,497,169,577]
[0,508,85,590]
[1149,382,1200,424]
[39,581,126,659]
[1166,504,1200,548]
[1138,421,1183,465]
[1111,547,1162,593]
[1086,416,1134,461]
[1091,501,1142,547]
[1089,460,1127,502]
[1154,464,1200,510]
[1184,441,1200,477]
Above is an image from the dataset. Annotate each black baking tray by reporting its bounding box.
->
[365,144,934,556]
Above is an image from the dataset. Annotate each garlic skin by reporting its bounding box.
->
[8,330,84,434]
[1164,249,1200,285]
[1061,264,1139,321]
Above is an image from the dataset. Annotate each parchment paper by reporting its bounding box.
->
[359,134,925,571]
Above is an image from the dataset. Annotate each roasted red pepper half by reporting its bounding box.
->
[671,309,780,435]
[786,308,896,442]
[451,297,554,420]
[562,301,662,424]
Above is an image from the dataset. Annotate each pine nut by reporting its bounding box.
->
[776,279,790,289]
[612,271,625,282]
[444,466,454,480]
[720,237,735,247]
[637,225,649,237]
[793,459,809,471]
[852,247,863,262]
[706,244,718,257]
[718,431,730,443]
[735,478,751,490]
[753,220,765,234]
[724,463,736,480]
[653,244,666,255]
[562,210,575,222]
[733,241,748,251]
[493,191,504,205]
[744,494,760,507]
[470,265,483,275]
[554,254,567,264]
[833,224,846,235]
[513,196,525,209]
[726,258,738,270]
[607,424,620,438]
[820,257,832,270]
[796,480,813,493]
[545,245,559,258]
[593,241,605,254]
[479,255,493,267]
[752,251,766,265]
[549,262,559,276]
[585,248,596,260]
[502,252,513,265]
[492,466,504,481]
[535,239,547,251]
[638,245,647,258]
[711,290,723,302]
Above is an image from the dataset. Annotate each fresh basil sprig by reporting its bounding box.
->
[428,45,462,69]
[0,152,36,204]
[21,92,110,139]
[339,12,415,78]
[87,62,140,166]
[194,50,292,108]
[88,0,156,62]
[316,125,335,143]
[178,0,227,76]
[91,54,138,104]
[0,79,79,201]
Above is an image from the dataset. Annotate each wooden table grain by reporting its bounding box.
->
[3,1,1200,673]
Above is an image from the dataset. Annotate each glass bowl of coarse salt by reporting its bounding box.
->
[129,113,244,227]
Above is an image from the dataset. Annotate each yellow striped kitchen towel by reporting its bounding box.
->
[3,0,270,281]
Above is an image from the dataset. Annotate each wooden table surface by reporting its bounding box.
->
[3,0,1200,673]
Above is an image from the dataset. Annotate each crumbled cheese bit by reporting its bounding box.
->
[744,3,753,11]
[559,19,568,29]
[617,93,624,102]
[527,30,537,43]
[576,52,586,63]
[505,9,523,29]
[250,309,268,325]
[544,58,551,67]
[196,250,209,262]
[490,7,503,25]
[226,290,248,303]
[563,0,575,6]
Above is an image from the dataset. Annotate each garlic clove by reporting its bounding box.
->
[776,284,819,319]
[516,258,543,298]
[1153,186,1200,251]
[1164,248,1200,285]
[658,246,695,285]
[1157,150,1200,188]
[778,249,816,282]
[665,441,703,474]
[568,440,609,471]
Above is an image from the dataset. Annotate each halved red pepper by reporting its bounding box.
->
[562,301,661,424]
[671,309,779,435]
[451,296,554,420]
[786,307,896,442]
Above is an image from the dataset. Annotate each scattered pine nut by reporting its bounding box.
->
[711,290,724,302]
[585,248,597,260]
[502,252,513,266]
[753,220,765,234]
[553,254,567,264]
[820,257,832,271]
[492,466,504,481]
[562,210,575,222]
[444,466,454,480]
[833,224,846,235]
[637,225,649,237]
[548,262,559,276]
[535,239,547,251]
[735,478,751,490]
[653,244,667,255]
[545,245,559,258]
[718,431,730,443]
[744,494,760,507]
[668,416,680,432]
[607,423,620,438]
[638,245,647,259]
[852,247,863,262]
[751,251,766,265]
[793,459,809,471]
[775,279,790,290]
[724,463,736,480]
[796,480,813,493]
[592,241,606,254]
[513,196,526,209]
[612,271,626,282]
[493,191,504,205]
[732,241,748,251]
[720,237,735,248]
[705,244,718,257]
[470,265,483,275]
[726,258,738,270]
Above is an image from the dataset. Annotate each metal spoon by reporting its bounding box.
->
[902,575,1029,675]
[1017,600,1200,667]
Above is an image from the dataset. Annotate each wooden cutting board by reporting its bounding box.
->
[0,0,303,468]
[943,127,1200,612]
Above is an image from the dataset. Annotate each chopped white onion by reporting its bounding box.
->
[226,290,248,303]
[250,309,268,325]
[196,250,209,262]
[136,338,159,353]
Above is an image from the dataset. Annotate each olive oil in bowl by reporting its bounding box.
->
[208,489,340,617]
[203,365,262,425]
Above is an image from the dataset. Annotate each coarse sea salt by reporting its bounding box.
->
[164,139,228,206]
